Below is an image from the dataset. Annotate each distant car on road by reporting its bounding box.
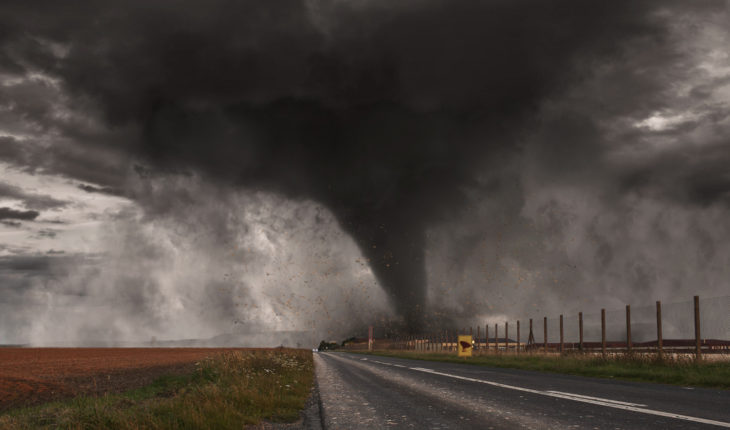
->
[313,348,318,352]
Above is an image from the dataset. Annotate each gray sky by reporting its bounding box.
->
[1,0,729,344]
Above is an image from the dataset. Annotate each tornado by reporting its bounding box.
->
[4,0,667,331]
[144,101,478,330]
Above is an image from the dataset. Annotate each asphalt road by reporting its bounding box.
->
[314,352,730,430]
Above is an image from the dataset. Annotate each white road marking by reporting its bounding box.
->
[547,390,646,407]
[408,367,730,428]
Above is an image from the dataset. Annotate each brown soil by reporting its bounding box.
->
[0,348,244,411]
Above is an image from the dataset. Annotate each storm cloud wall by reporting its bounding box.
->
[76,0,662,328]
[1,0,729,338]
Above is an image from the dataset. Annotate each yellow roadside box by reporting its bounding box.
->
[457,335,473,357]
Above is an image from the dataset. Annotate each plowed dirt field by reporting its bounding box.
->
[0,348,240,410]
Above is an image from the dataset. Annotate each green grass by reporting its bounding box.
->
[0,348,314,429]
[353,350,730,389]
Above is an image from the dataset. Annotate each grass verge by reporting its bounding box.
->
[0,348,314,429]
[353,350,730,389]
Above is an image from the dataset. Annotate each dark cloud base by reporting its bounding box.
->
[0,207,39,221]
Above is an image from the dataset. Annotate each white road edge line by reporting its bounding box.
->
[547,390,646,407]
[408,367,730,428]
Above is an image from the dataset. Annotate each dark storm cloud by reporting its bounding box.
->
[0,0,675,327]
[0,66,133,189]
[0,134,128,191]
[636,130,727,202]
[0,253,98,275]
[0,207,39,221]
[0,136,28,166]
[3,0,728,330]
[0,254,52,272]
[78,184,120,195]
[0,182,68,210]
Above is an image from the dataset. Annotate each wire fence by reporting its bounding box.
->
[347,295,730,358]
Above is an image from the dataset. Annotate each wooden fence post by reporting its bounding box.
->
[544,317,548,353]
[559,314,564,353]
[601,309,606,356]
[656,301,663,359]
[579,312,584,352]
[517,320,521,354]
[492,323,496,352]
[626,305,632,353]
[694,295,702,360]
[505,322,509,352]
[486,324,489,352]
[477,325,481,351]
